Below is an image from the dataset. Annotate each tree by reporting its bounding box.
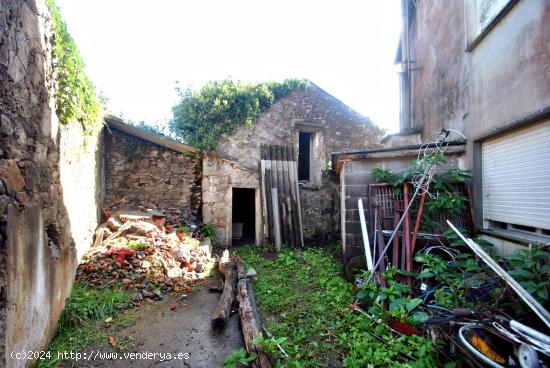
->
[129,120,169,138]
[169,79,309,150]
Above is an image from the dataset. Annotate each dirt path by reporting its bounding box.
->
[75,278,243,368]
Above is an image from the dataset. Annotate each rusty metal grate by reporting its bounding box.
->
[368,183,474,236]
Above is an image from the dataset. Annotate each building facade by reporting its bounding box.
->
[338,0,550,265]
[213,82,383,245]
[103,83,383,247]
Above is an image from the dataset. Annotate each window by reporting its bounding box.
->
[465,0,518,50]
[298,132,311,181]
[294,120,322,186]
[481,119,550,237]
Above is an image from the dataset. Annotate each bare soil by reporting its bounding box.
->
[71,278,243,368]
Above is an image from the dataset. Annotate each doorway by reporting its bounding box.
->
[231,188,256,245]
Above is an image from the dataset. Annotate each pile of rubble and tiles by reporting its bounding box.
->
[76,196,215,303]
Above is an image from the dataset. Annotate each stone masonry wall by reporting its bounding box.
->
[202,155,259,246]
[0,1,103,366]
[299,173,341,244]
[215,83,383,242]
[104,129,202,218]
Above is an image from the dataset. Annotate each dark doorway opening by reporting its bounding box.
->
[298,132,311,181]
[232,188,256,246]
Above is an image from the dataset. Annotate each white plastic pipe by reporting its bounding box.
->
[358,199,373,271]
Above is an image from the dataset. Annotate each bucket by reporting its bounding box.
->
[232,222,244,239]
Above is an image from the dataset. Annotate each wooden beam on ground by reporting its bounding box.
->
[211,260,237,329]
[234,256,272,368]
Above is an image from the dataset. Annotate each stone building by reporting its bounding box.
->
[0,1,373,365]
[104,117,202,217]
[336,0,550,265]
[211,82,383,245]
[104,83,383,247]
[103,117,263,246]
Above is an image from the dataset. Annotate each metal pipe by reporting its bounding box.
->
[510,320,550,346]
[400,0,411,131]
[358,199,374,270]
[447,221,550,329]
[366,174,426,284]
[373,209,378,264]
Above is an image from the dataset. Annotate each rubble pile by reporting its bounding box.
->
[76,196,215,301]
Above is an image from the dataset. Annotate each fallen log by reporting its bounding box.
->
[211,259,237,329]
[234,256,271,368]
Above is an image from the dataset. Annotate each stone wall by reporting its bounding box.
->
[0,1,103,366]
[104,129,202,217]
[214,83,383,242]
[60,123,104,258]
[202,155,260,246]
[299,173,341,244]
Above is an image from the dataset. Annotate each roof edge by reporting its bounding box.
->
[380,128,423,143]
[305,82,379,128]
[105,115,199,154]
[332,141,466,175]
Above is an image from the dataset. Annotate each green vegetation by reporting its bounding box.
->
[356,232,547,318]
[503,245,550,303]
[39,283,132,367]
[170,79,310,150]
[118,314,138,327]
[445,231,550,306]
[201,223,218,244]
[223,348,258,368]
[371,157,472,233]
[235,245,441,367]
[129,120,169,138]
[356,268,429,326]
[126,240,146,250]
[46,0,103,139]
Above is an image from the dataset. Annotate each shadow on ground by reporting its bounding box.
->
[71,278,243,368]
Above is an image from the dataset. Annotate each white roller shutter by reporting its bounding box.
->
[482,119,550,230]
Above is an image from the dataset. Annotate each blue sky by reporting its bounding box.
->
[55,0,402,133]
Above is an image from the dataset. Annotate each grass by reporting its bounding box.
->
[126,240,147,250]
[236,245,443,368]
[38,283,133,367]
[118,314,138,327]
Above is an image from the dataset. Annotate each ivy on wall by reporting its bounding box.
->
[46,0,103,139]
[169,79,310,150]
